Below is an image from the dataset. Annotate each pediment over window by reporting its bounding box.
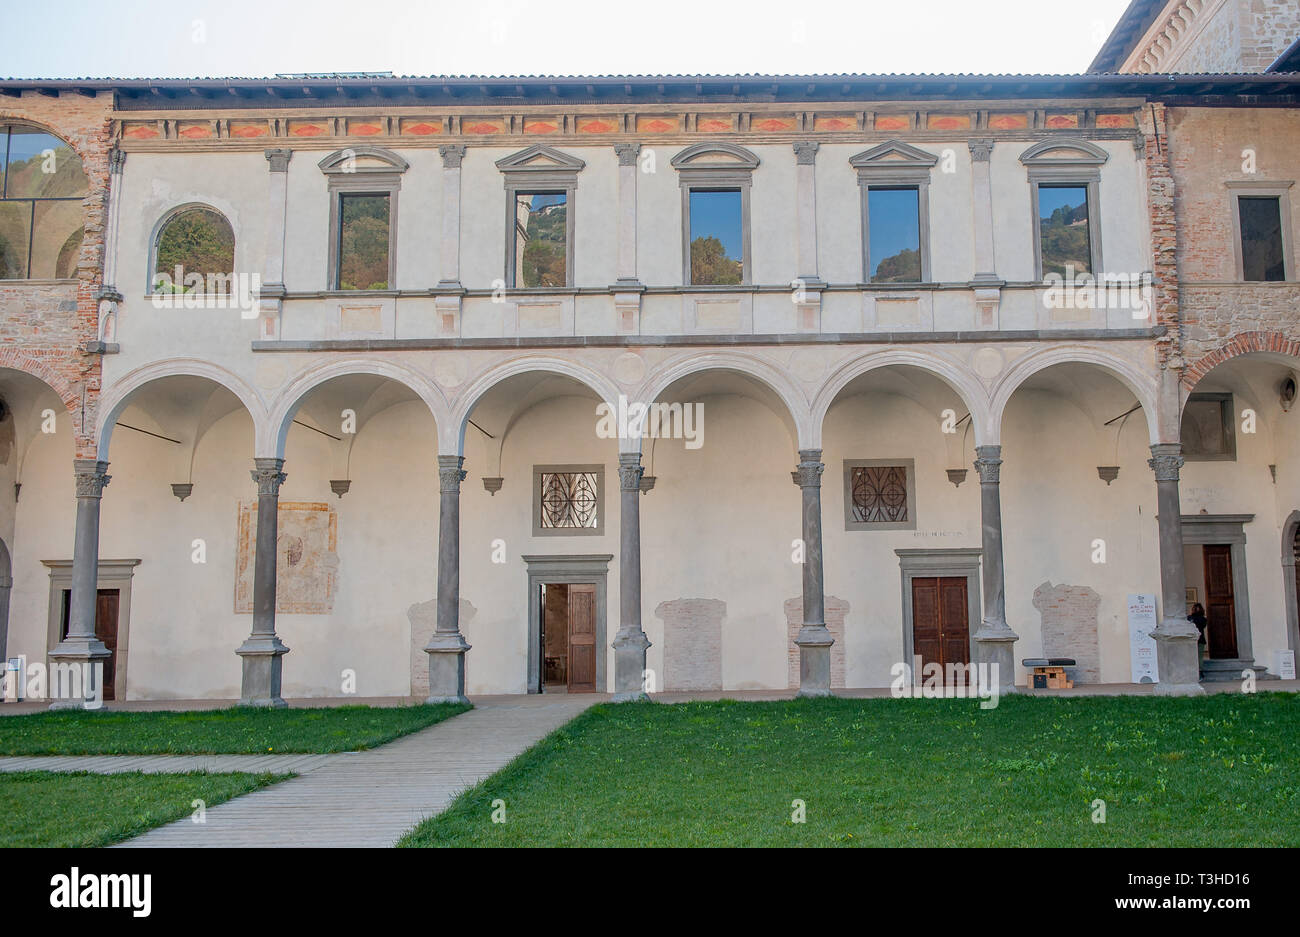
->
[670,143,761,171]
[318,146,409,174]
[495,144,586,174]
[848,140,939,170]
[1019,139,1109,167]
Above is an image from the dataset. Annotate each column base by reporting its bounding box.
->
[47,638,111,710]
[236,634,289,708]
[795,624,833,698]
[425,633,470,706]
[1154,681,1206,697]
[1152,620,1202,693]
[612,629,651,702]
[973,620,1019,695]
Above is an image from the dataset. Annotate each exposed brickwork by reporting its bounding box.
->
[1143,102,1181,368]
[0,91,114,456]
[1031,582,1101,684]
[656,598,724,691]
[408,598,476,697]
[1183,329,1300,387]
[785,595,847,689]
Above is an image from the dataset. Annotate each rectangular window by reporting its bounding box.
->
[513,192,568,288]
[1239,196,1285,281]
[336,193,390,290]
[1038,184,1091,277]
[868,186,922,282]
[0,201,32,278]
[534,466,604,536]
[1181,393,1236,461]
[689,188,743,285]
[843,459,916,531]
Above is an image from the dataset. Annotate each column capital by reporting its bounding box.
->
[973,445,1002,484]
[438,144,467,168]
[264,148,292,172]
[614,143,642,166]
[250,457,286,497]
[73,460,110,498]
[792,140,820,165]
[109,147,127,174]
[1148,443,1184,482]
[617,452,644,491]
[438,454,467,492]
[968,139,994,162]
[791,449,824,488]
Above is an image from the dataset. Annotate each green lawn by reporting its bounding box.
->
[400,693,1300,847]
[0,703,469,755]
[0,770,286,847]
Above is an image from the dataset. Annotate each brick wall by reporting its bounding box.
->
[1031,582,1102,684]
[656,598,724,691]
[784,595,847,689]
[1144,103,1181,369]
[0,90,114,456]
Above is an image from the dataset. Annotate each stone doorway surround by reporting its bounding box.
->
[1283,511,1300,660]
[1179,514,1262,680]
[895,548,983,680]
[523,554,611,694]
[42,559,140,702]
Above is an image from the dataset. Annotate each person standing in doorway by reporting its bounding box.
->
[1188,602,1208,678]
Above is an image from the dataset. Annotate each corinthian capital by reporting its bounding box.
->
[73,459,111,498]
[438,455,467,493]
[974,445,1002,484]
[1147,443,1184,482]
[250,458,287,497]
[618,452,644,491]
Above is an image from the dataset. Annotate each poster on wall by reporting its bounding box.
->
[1127,593,1160,684]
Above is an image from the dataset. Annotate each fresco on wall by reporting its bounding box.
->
[235,501,339,614]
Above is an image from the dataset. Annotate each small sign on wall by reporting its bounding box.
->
[1274,649,1296,681]
[1127,593,1160,684]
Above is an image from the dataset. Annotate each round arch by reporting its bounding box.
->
[811,348,991,449]
[146,202,237,291]
[268,358,450,458]
[97,358,269,460]
[1182,331,1300,390]
[0,350,80,416]
[636,351,811,453]
[989,345,1160,446]
[451,356,623,455]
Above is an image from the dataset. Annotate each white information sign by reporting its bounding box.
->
[1127,593,1160,684]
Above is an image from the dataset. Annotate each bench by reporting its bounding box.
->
[1021,658,1076,689]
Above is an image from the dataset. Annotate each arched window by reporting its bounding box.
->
[152,206,235,293]
[0,124,88,280]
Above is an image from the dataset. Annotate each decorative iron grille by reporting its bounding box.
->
[849,465,909,524]
[539,471,600,529]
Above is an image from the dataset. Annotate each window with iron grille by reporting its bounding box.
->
[533,465,604,536]
[843,459,916,531]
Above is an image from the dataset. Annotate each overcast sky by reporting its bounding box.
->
[2,0,1134,79]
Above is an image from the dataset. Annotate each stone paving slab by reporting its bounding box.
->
[116,696,598,848]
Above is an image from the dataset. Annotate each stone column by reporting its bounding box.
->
[426,455,471,704]
[973,446,1018,693]
[612,452,650,701]
[236,458,290,707]
[48,460,112,710]
[968,140,1003,324]
[437,145,466,288]
[91,149,126,352]
[258,149,292,340]
[1148,443,1204,695]
[613,144,644,332]
[792,142,821,285]
[792,449,832,696]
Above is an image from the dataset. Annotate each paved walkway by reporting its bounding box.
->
[116,695,597,848]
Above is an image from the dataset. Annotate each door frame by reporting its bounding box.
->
[42,559,140,702]
[1180,514,1256,676]
[1282,510,1300,660]
[896,548,982,680]
[0,537,11,664]
[522,554,611,695]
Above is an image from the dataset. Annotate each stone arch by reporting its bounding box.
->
[451,356,623,456]
[989,345,1160,445]
[0,350,80,417]
[1182,330,1300,389]
[268,358,450,458]
[811,348,991,448]
[636,351,811,452]
[97,358,268,460]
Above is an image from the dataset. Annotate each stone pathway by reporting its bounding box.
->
[114,696,597,848]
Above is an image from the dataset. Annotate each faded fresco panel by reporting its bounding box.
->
[235,501,339,614]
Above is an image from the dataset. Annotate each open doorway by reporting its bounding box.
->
[1184,543,1239,661]
[540,583,596,693]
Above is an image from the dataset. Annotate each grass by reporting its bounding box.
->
[399,693,1300,847]
[0,770,286,847]
[0,703,469,755]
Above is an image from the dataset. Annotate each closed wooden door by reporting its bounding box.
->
[1202,545,1238,659]
[911,577,970,683]
[567,584,596,693]
[59,588,119,700]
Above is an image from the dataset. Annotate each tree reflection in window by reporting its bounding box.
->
[1038,185,1090,277]
[0,125,87,280]
[154,207,235,292]
[869,187,921,282]
[689,189,742,285]
[337,193,390,290]
[514,192,567,287]
[539,471,599,529]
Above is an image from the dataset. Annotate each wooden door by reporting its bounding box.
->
[567,584,596,693]
[1202,545,1238,659]
[911,577,970,684]
[59,588,119,700]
